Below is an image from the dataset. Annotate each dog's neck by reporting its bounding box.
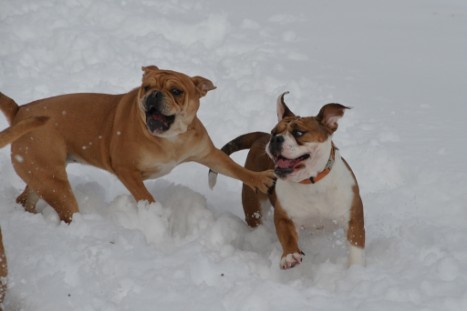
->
[299,142,337,184]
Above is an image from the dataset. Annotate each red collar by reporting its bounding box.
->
[299,144,337,184]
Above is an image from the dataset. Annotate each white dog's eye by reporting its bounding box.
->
[292,129,305,137]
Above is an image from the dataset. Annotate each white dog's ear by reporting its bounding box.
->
[316,103,350,133]
[191,76,216,97]
[276,91,295,121]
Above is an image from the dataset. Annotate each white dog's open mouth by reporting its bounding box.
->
[274,153,310,178]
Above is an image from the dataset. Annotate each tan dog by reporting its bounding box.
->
[0,66,275,224]
[0,115,49,310]
[210,92,365,269]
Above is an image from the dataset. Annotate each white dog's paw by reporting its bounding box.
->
[280,251,304,270]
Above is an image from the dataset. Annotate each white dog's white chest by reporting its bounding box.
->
[275,159,355,229]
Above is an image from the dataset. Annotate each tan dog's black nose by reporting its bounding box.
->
[145,90,164,111]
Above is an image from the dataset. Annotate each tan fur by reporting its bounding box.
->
[0,117,49,148]
[0,67,275,224]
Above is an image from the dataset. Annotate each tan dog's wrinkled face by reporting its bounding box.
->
[266,92,348,182]
[138,65,216,137]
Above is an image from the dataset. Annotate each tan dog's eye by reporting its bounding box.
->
[171,88,183,96]
[143,85,151,92]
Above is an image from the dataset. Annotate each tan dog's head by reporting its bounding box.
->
[266,92,349,182]
[138,65,216,137]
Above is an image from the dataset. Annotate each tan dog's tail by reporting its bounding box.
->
[0,92,20,124]
[0,116,49,148]
[209,132,270,189]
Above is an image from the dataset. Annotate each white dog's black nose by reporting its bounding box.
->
[269,135,284,156]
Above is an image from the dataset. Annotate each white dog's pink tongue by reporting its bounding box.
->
[276,158,295,169]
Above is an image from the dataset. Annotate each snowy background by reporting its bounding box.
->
[1,0,467,310]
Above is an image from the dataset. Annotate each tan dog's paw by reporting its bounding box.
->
[250,170,276,194]
[280,251,304,270]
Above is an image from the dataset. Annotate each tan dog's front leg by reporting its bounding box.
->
[274,204,303,269]
[201,149,275,193]
[115,169,155,203]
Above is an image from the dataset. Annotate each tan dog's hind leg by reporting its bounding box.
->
[25,169,78,223]
[12,141,79,223]
[16,185,40,214]
[274,204,303,269]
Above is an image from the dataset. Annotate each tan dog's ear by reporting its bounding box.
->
[191,76,216,97]
[141,65,160,80]
[316,103,350,133]
[142,65,160,73]
[276,91,295,121]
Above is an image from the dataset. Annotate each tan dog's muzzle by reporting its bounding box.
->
[144,90,176,134]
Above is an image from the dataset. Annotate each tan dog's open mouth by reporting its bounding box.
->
[146,107,175,133]
[273,153,310,178]
[144,91,176,134]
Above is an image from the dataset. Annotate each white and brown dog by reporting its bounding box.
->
[0,66,275,224]
[209,92,365,269]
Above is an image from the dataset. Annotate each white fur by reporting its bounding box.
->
[266,134,333,183]
[275,151,355,229]
[280,252,303,270]
[348,243,365,266]
[275,150,365,266]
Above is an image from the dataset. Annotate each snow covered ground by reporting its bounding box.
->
[1,0,467,310]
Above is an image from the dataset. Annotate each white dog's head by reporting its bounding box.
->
[266,92,349,182]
